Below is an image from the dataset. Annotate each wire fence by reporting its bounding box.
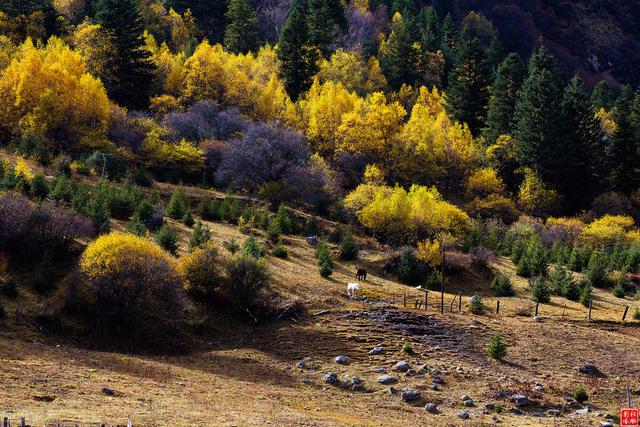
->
[384,288,638,323]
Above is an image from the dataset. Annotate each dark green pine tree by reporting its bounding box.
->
[379,12,420,90]
[277,1,321,100]
[559,75,605,208]
[94,0,155,109]
[513,45,565,185]
[591,80,617,110]
[0,0,59,38]
[439,13,458,86]
[608,86,640,193]
[483,52,526,145]
[446,38,491,136]
[484,37,505,79]
[307,0,347,57]
[224,0,260,54]
[421,7,440,52]
[167,0,228,43]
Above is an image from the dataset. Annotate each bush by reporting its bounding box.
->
[80,232,187,338]
[568,246,591,272]
[167,187,189,220]
[491,275,515,297]
[189,221,211,250]
[243,236,266,259]
[424,271,443,290]
[487,333,507,360]
[587,250,610,288]
[155,225,179,255]
[613,282,625,298]
[197,195,220,221]
[517,238,548,278]
[573,387,588,404]
[548,265,572,296]
[579,282,592,307]
[222,253,270,311]
[53,154,72,177]
[470,246,496,271]
[530,277,550,303]
[224,238,240,254]
[267,220,281,242]
[272,245,288,259]
[398,247,421,284]
[316,241,334,278]
[126,213,147,236]
[182,210,195,227]
[31,252,57,294]
[469,295,484,314]
[402,342,414,353]
[339,232,359,261]
[633,308,640,320]
[177,244,223,305]
[30,173,49,200]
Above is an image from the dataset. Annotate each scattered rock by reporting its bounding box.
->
[457,412,469,420]
[534,385,544,392]
[352,383,364,392]
[352,376,362,385]
[510,408,523,415]
[460,395,471,402]
[340,379,351,389]
[372,367,386,373]
[599,422,613,427]
[388,386,398,395]
[101,387,122,397]
[532,412,545,417]
[369,347,384,355]
[430,384,439,391]
[578,363,599,376]
[405,369,417,376]
[33,394,56,402]
[546,409,561,417]
[323,372,338,384]
[431,376,444,385]
[335,355,349,364]
[378,375,399,385]
[394,361,411,372]
[297,360,306,369]
[425,403,439,413]
[401,389,421,403]
[484,403,495,411]
[463,399,475,407]
[512,394,529,407]
[575,407,590,415]
[533,316,541,321]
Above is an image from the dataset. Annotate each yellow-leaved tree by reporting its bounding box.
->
[582,215,640,247]
[0,37,111,150]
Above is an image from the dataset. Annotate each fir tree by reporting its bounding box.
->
[446,38,491,136]
[513,45,565,188]
[421,7,440,52]
[224,0,260,54]
[155,225,179,255]
[307,0,346,57]
[608,86,640,193]
[487,333,507,360]
[189,220,212,250]
[591,80,616,110]
[530,276,550,303]
[167,0,228,43]
[167,187,188,220]
[277,2,321,100]
[379,12,420,90]
[483,53,526,145]
[316,241,334,278]
[94,0,155,109]
[126,212,146,236]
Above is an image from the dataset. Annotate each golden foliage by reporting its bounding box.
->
[416,240,442,268]
[582,215,638,247]
[517,168,559,215]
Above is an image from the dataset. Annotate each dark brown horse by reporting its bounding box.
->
[356,268,367,281]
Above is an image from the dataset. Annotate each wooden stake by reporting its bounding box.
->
[424,290,428,311]
[588,300,592,320]
[622,306,629,322]
[496,300,500,315]
[458,292,462,311]
[535,301,539,317]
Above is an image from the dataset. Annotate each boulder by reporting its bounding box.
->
[369,347,384,355]
[512,394,530,407]
[335,355,348,364]
[401,389,421,403]
[323,372,338,384]
[425,403,439,413]
[578,363,599,376]
[457,412,469,420]
[377,375,399,385]
[393,361,411,372]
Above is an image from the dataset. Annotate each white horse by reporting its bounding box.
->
[347,283,360,298]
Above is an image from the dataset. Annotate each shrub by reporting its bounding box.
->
[633,308,640,320]
[339,232,359,261]
[273,205,294,234]
[224,238,240,254]
[626,244,640,273]
[53,154,72,177]
[491,275,515,297]
[517,238,548,278]
[109,183,144,220]
[573,387,588,404]
[402,342,414,353]
[177,245,223,305]
[470,246,496,271]
[243,236,265,259]
[182,210,195,227]
[30,173,49,200]
[189,221,211,250]
[568,246,591,272]
[316,241,334,278]
[272,245,288,259]
[132,168,153,187]
[126,213,147,236]
[469,295,484,314]
[167,187,189,220]
[398,247,420,284]
[579,282,592,307]
[613,282,625,298]
[197,195,220,221]
[424,271,443,290]
[586,250,610,288]
[31,252,57,294]
[530,277,550,303]
[80,232,186,338]
[487,333,507,360]
[155,225,179,255]
[548,265,573,296]
[267,220,281,242]
[222,253,270,311]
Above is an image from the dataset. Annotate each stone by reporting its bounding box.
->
[457,412,469,420]
[352,376,362,385]
[401,389,421,403]
[323,372,338,384]
[394,361,411,372]
[575,407,589,415]
[101,387,122,397]
[600,422,613,427]
[340,379,351,389]
[425,403,438,413]
[369,347,384,355]
[388,386,398,395]
[546,409,561,417]
[484,403,495,411]
[430,384,439,391]
[352,384,364,392]
[377,375,398,385]
[372,367,386,373]
[578,363,599,376]
[405,369,417,376]
[460,395,471,402]
[297,360,306,369]
[512,394,529,407]
[335,355,348,364]
[510,408,523,415]
[532,412,545,417]
[534,385,544,392]
[431,376,444,385]
[463,399,475,407]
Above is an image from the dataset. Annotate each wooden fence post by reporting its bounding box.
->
[496,300,500,315]
[424,290,428,311]
[4,417,8,427]
[458,292,462,311]
[588,300,592,320]
[403,291,406,308]
[20,418,24,427]
[535,301,539,317]
[622,306,629,322]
